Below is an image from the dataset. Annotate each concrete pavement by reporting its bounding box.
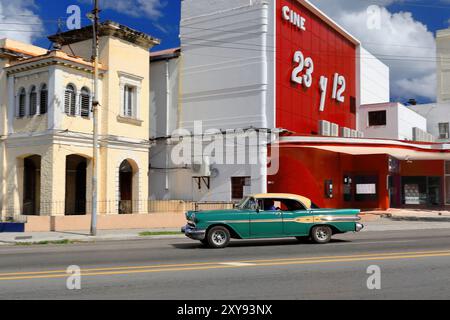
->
[365,209,450,222]
[0,228,182,245]
[0,227,450,299]
[2,215,450,245]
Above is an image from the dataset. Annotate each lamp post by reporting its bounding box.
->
[87,0,100,236]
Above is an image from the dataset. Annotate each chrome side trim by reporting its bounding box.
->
[319,216,361,222]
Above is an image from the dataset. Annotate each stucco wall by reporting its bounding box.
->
[24,212,186,232]
[359,102,428,141]
[359,47,390,105]
[410,103,450,142]
[12,70,49,133]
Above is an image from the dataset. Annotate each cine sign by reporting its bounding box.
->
[282,5,306,31]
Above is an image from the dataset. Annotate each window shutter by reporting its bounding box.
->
[40,86,48,115]
[65,85,76,116]
[64,89,71,114]
[18,90,26,118]
[80,89,90,117]
[29,88,37,116]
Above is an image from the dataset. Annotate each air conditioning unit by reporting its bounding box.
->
[426,133,435,142]
[350,130,358,138]
[340,127,351,138]
[330,123,339,137]
[319,120,331,136]
[357,131,365,138]
[412,127,422,142]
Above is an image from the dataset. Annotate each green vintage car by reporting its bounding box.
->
[181,193,364,248]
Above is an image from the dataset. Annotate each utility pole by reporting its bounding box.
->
[89,0,100,236]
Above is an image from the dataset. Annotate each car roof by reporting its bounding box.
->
[252,193,312,209]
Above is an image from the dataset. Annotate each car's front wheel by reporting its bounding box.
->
[311,225,332,244]
[206,226,231,249]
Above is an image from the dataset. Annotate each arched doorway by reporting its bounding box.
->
[119,160,136,214]
[23,155,41,215]
[65,155,88,215]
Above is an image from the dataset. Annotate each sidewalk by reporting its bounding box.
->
[363,208,450,222]
[0,228,183,245]
[1,211,450,246]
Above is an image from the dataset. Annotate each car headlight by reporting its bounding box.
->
[190,213,196,222]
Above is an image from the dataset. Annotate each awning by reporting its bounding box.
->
[277,136,450,161]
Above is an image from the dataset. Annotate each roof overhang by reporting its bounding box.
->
[48,20,160,49]
[276,136,450,161]
[5,51,107,75]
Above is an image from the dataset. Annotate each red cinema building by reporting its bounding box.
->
[152,0,450,209]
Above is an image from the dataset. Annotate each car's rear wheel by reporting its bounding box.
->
[311,225,332,244]
[206,226,231,249]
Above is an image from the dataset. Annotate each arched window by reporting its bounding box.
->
[17,88,26,118]
[64,84,76,116]
[80,87,90,118]
[29,86,37,116]
[40,84,48,115]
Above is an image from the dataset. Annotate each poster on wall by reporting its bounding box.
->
[404,184,421,205]
[356,184,376,195]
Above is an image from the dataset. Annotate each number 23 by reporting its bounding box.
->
[291,51,314,88]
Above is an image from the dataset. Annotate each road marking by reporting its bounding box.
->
[219,262,256,267]
[331,240,417,246]
[1,249,450,281]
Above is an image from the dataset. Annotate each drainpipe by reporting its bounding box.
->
[165,59,170,191]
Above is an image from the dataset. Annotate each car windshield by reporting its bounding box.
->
[236,197,256,210]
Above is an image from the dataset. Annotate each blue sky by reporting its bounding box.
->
[1,0,450,103]
[26,1,449,53]
[34,0,182,51]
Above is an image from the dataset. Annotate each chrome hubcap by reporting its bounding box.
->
[316,227,329,241]
[211,230,227,246]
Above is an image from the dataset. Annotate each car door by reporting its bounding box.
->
[249,199,283,237]
[281,199,311,236]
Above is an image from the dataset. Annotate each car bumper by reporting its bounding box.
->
[355,223,364,232]
[181,224,206,241]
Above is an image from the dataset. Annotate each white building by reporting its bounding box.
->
[407,27,450,143]
[359,102,433,142]
[149,0,393,202]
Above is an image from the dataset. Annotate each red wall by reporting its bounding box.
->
[400,160,445,177]
[276,0,357,135]
[268,147,390,210]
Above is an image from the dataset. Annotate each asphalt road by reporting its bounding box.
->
[0,227,450,300]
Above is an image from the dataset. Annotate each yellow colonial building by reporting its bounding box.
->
[0,21,160,226]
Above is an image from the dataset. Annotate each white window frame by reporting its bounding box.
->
[438,122,450,140]
[118,71,143,120]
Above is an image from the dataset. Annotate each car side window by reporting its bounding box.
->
[280,199,307,211]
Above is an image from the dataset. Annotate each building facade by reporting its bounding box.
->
[150,0,450,210]
[0,22,159,221]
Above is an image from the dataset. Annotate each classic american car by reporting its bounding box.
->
[181,193,364,248]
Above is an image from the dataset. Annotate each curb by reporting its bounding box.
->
[0,234,186,246]
[383,215,450,222]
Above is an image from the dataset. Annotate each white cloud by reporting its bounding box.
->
[310,0,437,101]
[0,0,43,43]
[81,0,165,20]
